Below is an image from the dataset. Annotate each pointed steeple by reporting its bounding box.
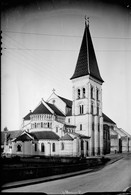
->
[70,20,104,83]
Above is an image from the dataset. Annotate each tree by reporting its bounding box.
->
[3,127,8,132]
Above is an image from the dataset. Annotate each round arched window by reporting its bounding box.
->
[41,143,45,152]
[17,144,22,152]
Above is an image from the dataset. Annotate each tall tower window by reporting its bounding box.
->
[97,106,99,115]
[80,105,84,114]
[91,103,94,114]
[92,122,94,131]
[91,86,94,99]
[83,88,85,98]
[78,89,80,99]
[96,89,99,101]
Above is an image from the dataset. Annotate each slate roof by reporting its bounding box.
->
[70,23,104,83]
[30,131,60,140]
[1,130,23,145]
[32,102,52,115]
[71,132,90,139]
[23,112,32,120]
[103,113,116,125]
[24,101,65,120]
[12,131,60,142]
[13,133,33,142]
[60,134,74,141]
[65,124,76,128]
[58,95,72,108]
[66,110,72,116]
[46,102,65,117]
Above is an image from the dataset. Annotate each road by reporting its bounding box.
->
[2,154,131,194]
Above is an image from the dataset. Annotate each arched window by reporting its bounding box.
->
[47,122,50,128]
[97,106,99,115]
[79,105,81,114]
[81,140,84,150]
[41,143,45,152]
[91,103,94,114]
[34,143,37,152]
[78,89,80,99]
[56,126,58,133]
[17,144,22,152]
[91,86,94,99]
[61,142,64,150]
[86,142,88,150]
[52,143,55,152]
[96,89,99,101]
[80,124,82,131]
[82,105,84,114]
[41,122,43,128]
[92,122,94,130]
[80,105,84,114]
[83,88,85,98]
[52,99,55,104]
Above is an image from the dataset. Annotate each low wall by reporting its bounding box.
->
[1,156,109,185]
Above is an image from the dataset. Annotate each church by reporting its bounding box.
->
[3,20,130,157]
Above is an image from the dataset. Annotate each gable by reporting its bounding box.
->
[13,133,34,142]
[32,102,53,115]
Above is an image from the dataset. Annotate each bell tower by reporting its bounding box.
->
[70,19,104,156]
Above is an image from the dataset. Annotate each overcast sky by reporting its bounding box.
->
[1,0,131,134]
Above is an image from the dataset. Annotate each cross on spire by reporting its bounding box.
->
[52,88,55,93]
[85,16,89,27]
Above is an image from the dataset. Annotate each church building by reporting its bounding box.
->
[3,21,110,157]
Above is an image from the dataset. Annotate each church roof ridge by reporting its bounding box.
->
[102,113,116,125]
[57,95,72,108]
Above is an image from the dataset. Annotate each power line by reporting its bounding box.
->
[2,30,131,40]
[3,47,131,52]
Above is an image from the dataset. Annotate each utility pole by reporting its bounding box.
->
[0,31,2,55]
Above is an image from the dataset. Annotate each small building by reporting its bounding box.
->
[113,127,131,153]
[102,113,116,154]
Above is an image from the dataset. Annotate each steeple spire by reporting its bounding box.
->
[70,19,104,83]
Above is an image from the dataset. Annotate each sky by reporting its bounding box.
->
[1,0,131,134]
